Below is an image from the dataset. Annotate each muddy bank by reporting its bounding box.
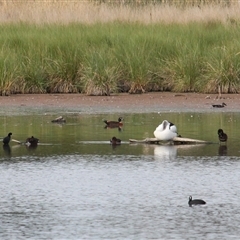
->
[0,92,239,115]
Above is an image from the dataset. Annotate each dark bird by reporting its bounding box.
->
[212,102,227,108]
[104,117,123,128]
[3,132,12,145]
[26,136,39,147]
[218,129,228,144]
[51,116,66,123]
[110,136,121,145]
[188,196,206,207]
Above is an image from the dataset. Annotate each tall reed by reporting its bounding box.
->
[1,2,240,95]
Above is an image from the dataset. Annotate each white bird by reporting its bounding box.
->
[153,120,178,141]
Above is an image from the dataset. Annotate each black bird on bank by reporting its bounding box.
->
[188,196,206,207]
[218,129,228,144]
[3,132,12,145]
[212,102,227,108]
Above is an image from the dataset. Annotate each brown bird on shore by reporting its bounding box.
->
[104,117,123,128]
[218,129,228,144]
[110,136,121,145]
[212,102,227,108]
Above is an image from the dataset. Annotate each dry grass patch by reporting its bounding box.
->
[1,1,240,24]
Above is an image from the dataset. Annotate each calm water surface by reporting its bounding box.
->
[1,112,240,239]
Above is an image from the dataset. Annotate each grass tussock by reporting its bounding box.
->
[1,1,240,95]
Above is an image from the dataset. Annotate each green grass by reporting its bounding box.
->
[1,21,240,95]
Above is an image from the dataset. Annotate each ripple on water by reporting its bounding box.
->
[0,154,240,239]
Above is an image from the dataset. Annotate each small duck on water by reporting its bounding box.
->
[188,196,206,207]
[212,102,227,108]
[26,136,39,147]
[104,117,123,128]
[218,129,228,144]
[110,136,121,145]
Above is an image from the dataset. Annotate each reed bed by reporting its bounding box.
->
[0,1,240,95]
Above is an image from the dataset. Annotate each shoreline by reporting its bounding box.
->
[0,92,239,115]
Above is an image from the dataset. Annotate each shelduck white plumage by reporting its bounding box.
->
[153,120,178,141]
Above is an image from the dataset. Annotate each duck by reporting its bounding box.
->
[153,120,178,141]
[212,102,227,108]
[188,196,206,207]
[104,117,123,128]
[51,116,66,123]
[3,132,12,145]
[26,136,39,146]
[218,129,227,144]
[110,136,121,145]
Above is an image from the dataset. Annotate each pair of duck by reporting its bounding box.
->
[2,132,39,146]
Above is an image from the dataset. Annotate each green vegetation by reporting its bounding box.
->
[1,1,240,95]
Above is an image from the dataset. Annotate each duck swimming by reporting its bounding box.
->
[3,132,12,145]
[188,196,206,207]
[212,102,227,108]
[110,136,121,145]
[153,120,178,141]
[218,129,227,144]
[104,117,123,128]
[26,136,39,146]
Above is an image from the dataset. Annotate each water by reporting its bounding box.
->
[1,112,240,239]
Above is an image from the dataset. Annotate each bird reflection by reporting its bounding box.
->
[26,144,38,151]
[154,145,177,161]
[218,145,227,156]
[3,144,11,156]
[104,125,122,131]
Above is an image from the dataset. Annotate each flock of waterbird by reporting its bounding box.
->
[104,117,228,145]
[2,113,228,206]
[103,116,228,206]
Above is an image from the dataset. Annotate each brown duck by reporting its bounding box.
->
[104,117,123,128]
